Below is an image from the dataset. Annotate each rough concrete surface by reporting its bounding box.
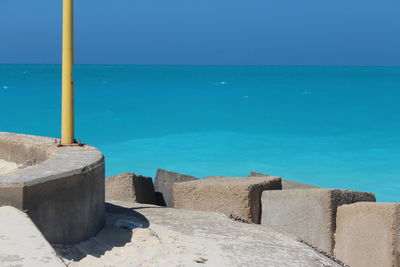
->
[58,201,342,267]
[0,206,65,267]
[174,176,282,224]
[154,168,198,207]
[105,172,156,204]
[0,132,105,245]
[0,159,18,176]
[262,188,375,254]
[335,202,400,267]
[249,171,319,189]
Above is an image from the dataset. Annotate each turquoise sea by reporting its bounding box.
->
[1,65,399,202]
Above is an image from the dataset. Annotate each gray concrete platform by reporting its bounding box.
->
[0,132,105,245]
[59,201,343,267]
[0,206,65,267]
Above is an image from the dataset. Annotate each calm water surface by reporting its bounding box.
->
[1,65,399,201]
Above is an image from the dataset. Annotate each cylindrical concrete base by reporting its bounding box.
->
[0,132,105,244]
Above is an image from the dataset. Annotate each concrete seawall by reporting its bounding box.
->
[0,132,105,245]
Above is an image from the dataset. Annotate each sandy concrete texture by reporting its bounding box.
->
[0,206,65,267]
[0,159,18,176]
[335,202,400,267]
[154,168,198,207]
[174,176,282,223]
[0,132,49,166]
[58,201,343,267]
[262,188,376,254]
[249,171,319,189]
[105,172,156,204]
[0,132,105,245]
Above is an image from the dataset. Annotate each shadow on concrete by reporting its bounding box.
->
[105,202,151,227]
[155,192,167,206]
[55,203,151,262]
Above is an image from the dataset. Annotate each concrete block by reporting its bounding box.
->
[262,189,375,254]
[174,176,282,223]
[105,173,156,204]
[0,132,105,245]
[249,171,319,189]
[335,202,400,267]
[0,206,65,266]
[154,169,198,207]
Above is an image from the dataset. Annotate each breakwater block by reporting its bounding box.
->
[173,176,282,223]
[154,169,198,207]
[335,202,400,267]
[248,171,319,189]
[106,173,156,204]
[261,188,375,254]
[0,206,65,266]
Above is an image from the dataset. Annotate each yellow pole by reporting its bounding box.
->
[61,0,75,144]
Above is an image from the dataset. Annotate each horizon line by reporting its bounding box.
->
[1,63,400,68]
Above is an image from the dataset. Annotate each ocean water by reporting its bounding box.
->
[1,65,399,202]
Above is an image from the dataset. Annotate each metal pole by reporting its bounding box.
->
[61,0,75,144]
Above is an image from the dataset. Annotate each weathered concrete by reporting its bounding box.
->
[105,172,156,204]
[0,133,49,166]
[262,189,375,254]
[0,206,65,266]
[154,168,198,207]
[249,171,319,189]
[0,132,105,245]
[174,176,282,223]
[59,201,343,267]
[335,202,400,267]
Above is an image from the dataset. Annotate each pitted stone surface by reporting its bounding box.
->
[174,176,282,223]
[106,173,157,204]
[262,188,376,254]
[335,202,400,267]
[154,169,198,207]
[0,206,65,267]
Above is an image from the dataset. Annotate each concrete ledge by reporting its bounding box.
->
[0,132,105,245]
[335,202,400,267]
[105,173,156,204]
[261,188,375,254]
[0,206,65,266]
[174,176,282,223]
[0,132,49,166]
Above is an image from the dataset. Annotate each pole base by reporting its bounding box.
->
[56,139,85,147]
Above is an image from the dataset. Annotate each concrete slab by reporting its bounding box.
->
[0,206,65,267]
[261,189,375,254]
[105,173,156,204]
[249,171,319,189]
[335,202,400,267]
[154,169,198,207]
[174,176,282,223]
[0,132,105,245]
[58,201,343,267]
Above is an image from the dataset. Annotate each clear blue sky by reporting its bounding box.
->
[1,0,399,65]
